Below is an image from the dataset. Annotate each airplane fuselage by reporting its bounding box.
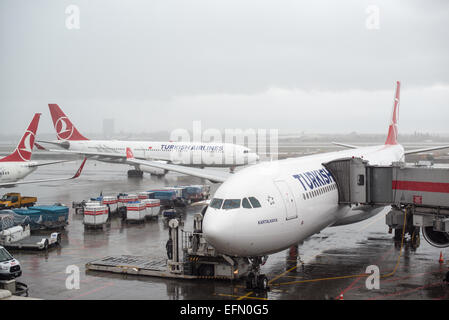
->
[203,144,404,257]
[56,140,258,167]
[0,162,38,184]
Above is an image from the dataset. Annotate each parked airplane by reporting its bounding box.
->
[0,113,87,188]
[39,104,259,176]
[125,81,449,290]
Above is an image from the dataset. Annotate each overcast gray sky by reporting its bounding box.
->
[1,0,448,136]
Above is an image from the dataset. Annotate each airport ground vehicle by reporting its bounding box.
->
[0,193,37,209]
[0,246,21,280]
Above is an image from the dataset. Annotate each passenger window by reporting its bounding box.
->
[222,199,241,210]
[242,198,252,209]
[210,198,223,209]
[248,197,261,208]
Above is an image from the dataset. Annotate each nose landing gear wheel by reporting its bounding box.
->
[245,256,270,291]
[246,272,256,289]
[257,275,268,291]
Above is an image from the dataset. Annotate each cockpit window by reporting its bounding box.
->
[222,199,241,210]
[248,197,261,208]
[243,150,249,154]
[242,198,252,209]
[210,198,224,209]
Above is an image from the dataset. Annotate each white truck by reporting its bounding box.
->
[0,246,21,280]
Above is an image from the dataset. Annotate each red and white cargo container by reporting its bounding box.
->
[118,194,138,204]
[102,196,118,212]
[125,201,146,222]
[141,199,161,218]
[138,192,151,200]
[83,205,109,227]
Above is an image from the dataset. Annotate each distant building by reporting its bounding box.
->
[103,119,115,139]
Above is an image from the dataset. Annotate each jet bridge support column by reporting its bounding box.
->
[167,219,182,274]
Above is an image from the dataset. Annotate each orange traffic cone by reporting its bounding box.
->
[439,252,444,264]
[338,293,344,300]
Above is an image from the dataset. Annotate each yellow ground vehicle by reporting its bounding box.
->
[0,193,37,209]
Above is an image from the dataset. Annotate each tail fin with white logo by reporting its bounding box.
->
[385,81,400,145]
[0,113,41,162]
[48,104,89,141]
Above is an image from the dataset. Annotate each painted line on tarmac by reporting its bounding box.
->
[336,245,395,298]
[367,281,443,300]
[217,293,267,301]
[66,281,115,300]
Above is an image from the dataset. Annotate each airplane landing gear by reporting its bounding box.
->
[245,256,269,291]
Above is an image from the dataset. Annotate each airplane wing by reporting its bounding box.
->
[125,148,230,183]
[29,159,77,167]
[332,142,359,149]
[405,145,449,155]
[0,158,87,188]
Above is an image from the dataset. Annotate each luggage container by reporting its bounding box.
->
[125,201,146,222]
[142,199,161,218]
[13,205,69,230]
[85,201,101,207]
[175,185,204,203]
[168,187,189,206]
[162,209,178,219]
[191,184,210,200]
[102,196,118,214]
[118,194,139,204]
[140,199,152,218]
[138,192,151,200]
[83,205,109,228]
[147,190,177,207]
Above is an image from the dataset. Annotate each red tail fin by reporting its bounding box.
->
[0,113,41,162]
[385,81,400,145]
[48,104,89,141]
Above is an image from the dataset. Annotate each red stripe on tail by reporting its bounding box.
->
[0,113,41,162]
[385,81,400,145]
[48,104,89,141]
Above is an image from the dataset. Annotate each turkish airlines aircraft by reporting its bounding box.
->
[0,113,87,188]
[125,81,449,289]
[39,104,259,176]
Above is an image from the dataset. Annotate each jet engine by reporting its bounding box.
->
[139,166,166,176]
[422,226,449,248]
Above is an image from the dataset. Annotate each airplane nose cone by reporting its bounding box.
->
[203,209,235,254]
[248,153,259,164]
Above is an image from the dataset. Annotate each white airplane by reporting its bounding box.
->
[125,81,449,290]
[39,104,259,176]
[0,113,87,188]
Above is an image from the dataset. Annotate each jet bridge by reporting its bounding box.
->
[323,157,449,249]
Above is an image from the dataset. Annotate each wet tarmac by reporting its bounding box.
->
[5,160,449,300]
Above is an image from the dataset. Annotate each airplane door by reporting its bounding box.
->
[274,180,298,220]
